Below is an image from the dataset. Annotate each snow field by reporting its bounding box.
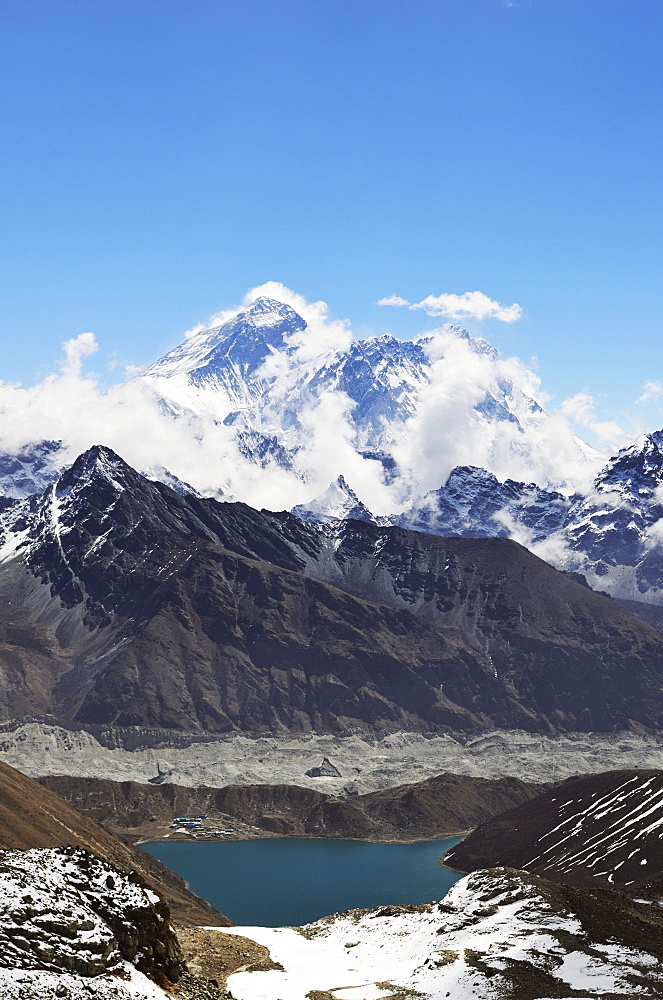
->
[218,869,663,1000]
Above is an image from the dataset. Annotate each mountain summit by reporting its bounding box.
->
[143,296,306,382]
[4,292,663,607]
[137,295,579,495]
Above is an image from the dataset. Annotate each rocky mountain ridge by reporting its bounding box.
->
[297,431,663,608]
[445,768,663,893]
[4,294,663,606]
[41,770,545,843]
[2,446,663,734]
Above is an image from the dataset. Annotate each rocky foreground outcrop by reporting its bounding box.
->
[0,759,229,928]
[0,847,182,998]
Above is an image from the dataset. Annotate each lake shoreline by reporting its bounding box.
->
[134,827,474,847]
[141,836,466,926]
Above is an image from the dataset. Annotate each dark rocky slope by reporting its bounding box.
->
[445,768,663,892]
[2,446,663,734]
[0,847,184,989]
[616,597,663,634]
[0,759,229,927]
[41,771,545,842]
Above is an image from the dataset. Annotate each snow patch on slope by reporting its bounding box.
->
[223,868,663,999]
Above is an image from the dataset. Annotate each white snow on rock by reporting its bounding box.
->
[0,441,64,500]
[221,868,663,1000]
[292,475,377,524]
[520,773,663,883]
[0,848,175,999]
[0,961,167,999]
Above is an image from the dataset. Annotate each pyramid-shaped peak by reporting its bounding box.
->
[56,445,138,495]
[596,429,663,494]
[142,296,307,381]
[235,296,306,330]
[292,475,376,524]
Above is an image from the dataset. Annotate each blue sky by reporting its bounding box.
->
[1,0,662,441]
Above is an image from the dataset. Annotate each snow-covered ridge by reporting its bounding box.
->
[137,295,566,485]
[2,294,663,604]
[295,432,663,607]
[523,774,663,885]
[223,867,663,999]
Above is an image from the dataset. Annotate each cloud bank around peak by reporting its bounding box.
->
[0,282,641,517]
[378,290,524,323]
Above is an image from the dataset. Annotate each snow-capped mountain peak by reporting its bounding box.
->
[292,474,377,524]
[142,296,306,381]
[0,440,64,500]
[596,430,663,497]
[135,295,558,475]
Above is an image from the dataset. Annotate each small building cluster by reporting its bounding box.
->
[169,813,235,838]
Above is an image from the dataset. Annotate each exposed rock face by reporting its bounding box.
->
[305,756,341,778]
[616,597,663,633]
[3,446,663,734]
[0,759,229,928]
[395,464,570,541]
[445,768,663,892]
[0,847,183,980]
[389,434,663,609]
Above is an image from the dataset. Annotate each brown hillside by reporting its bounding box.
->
[0,759,230,927]
[41,770,545,842]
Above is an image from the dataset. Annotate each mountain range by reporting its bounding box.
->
[140,296,539,460]
[3,294,663,612]
[296,431,663,609]
[2,444,663,734]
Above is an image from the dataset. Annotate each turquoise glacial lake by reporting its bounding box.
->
[141,836,463,926]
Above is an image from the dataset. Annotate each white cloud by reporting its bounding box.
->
[560,392,626,449]
[249,282,353,369]
[60,332,98,377]
[0,287,382,513]
[0,332,307,511]
[0,286,628,520]
[376,295,410,307]
[390,329,603,497]
[378,290,524,323]
[290,391,395,514]
[638,380,663,404]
